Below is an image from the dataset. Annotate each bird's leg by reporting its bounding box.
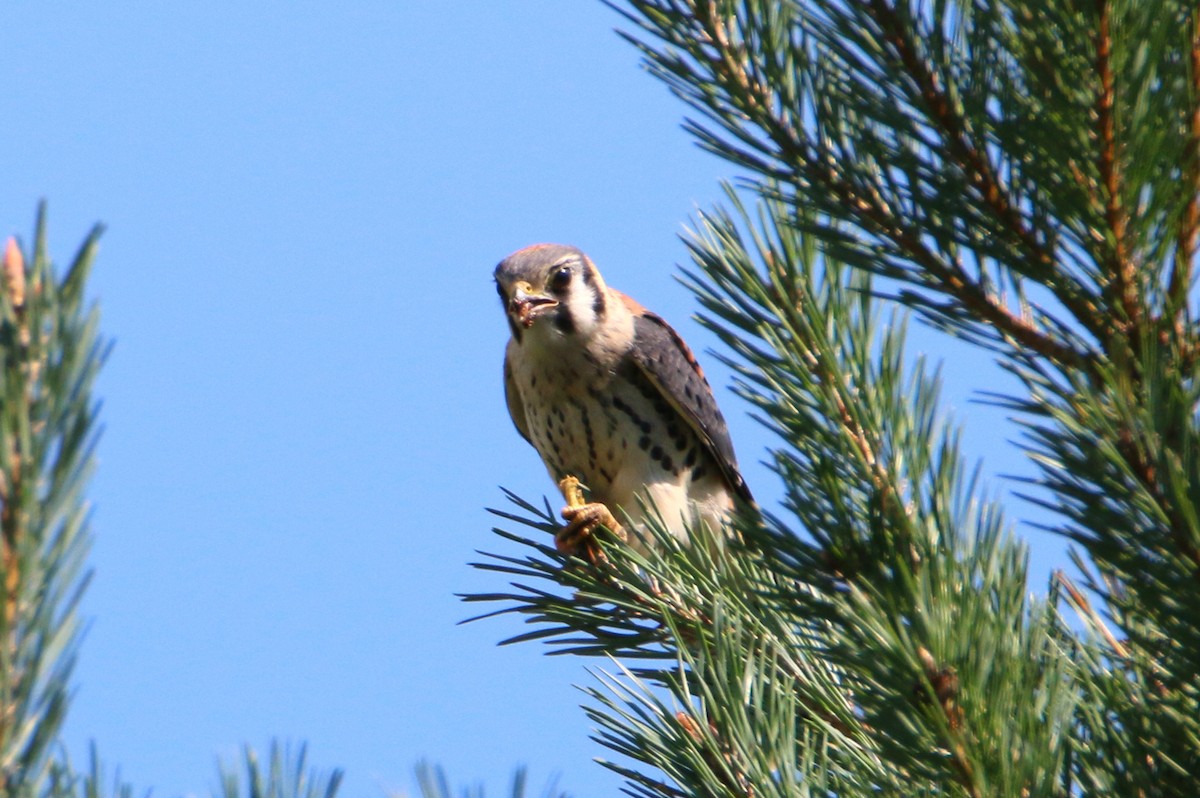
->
[557,476,626,561]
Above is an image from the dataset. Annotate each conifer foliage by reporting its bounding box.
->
[0,207,105,798]
[472,1,1200,795]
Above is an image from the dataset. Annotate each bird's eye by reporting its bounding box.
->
[549,266,572,292]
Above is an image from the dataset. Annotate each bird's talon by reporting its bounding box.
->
[556,501,625,561]
[559,475,587,509]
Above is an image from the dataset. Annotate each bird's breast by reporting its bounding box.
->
[515,358,717,523]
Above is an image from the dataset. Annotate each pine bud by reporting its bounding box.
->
[3,237,25,309]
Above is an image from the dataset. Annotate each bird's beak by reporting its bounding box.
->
[509,281,557,328]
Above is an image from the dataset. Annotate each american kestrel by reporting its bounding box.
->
[494,243,752,556]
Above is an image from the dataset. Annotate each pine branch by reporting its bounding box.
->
[469,491,894,793]
[0,207,104,796]
[692,212,1072,792]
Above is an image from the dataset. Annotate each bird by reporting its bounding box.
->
[494,243,751,557]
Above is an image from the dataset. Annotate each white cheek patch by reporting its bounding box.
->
[563,285,600,337]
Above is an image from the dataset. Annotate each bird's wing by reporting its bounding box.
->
[503,344,533,445]
[621,294,753,504]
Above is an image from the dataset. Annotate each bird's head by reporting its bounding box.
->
[494,243,611,343]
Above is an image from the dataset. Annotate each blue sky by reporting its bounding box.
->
[0,3,1065,797]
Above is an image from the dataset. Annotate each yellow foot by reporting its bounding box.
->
[557,476,626,561]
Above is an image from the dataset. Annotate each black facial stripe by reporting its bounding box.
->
[553,304,576,334]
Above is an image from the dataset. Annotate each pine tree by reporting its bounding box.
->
[470,1,1200,795]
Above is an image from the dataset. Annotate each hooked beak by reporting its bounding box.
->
[509,282,557,328]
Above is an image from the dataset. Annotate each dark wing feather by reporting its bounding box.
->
[503,346,533,445]
[628,309,753,504]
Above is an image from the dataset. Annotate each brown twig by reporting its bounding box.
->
[915,646,978,798]
[1054,570,1130,658]
[1094,0,1140,348]
[676,712,754,796]
[915,646,964,732]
